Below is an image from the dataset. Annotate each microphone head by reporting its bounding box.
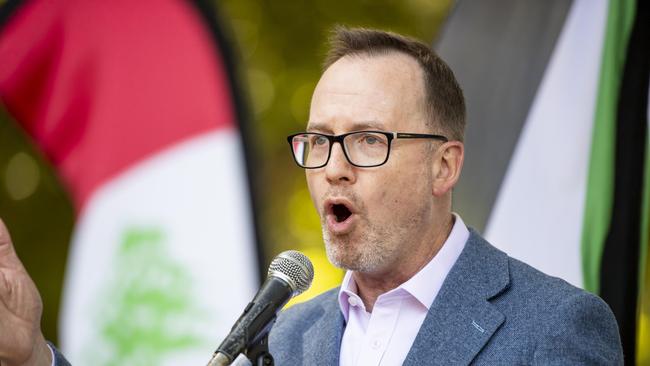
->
[268,250,314,296]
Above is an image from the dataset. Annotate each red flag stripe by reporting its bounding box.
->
[0,0,235,211]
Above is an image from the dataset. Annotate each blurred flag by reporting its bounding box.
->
[0,0,261,364]
[437,0,648,362]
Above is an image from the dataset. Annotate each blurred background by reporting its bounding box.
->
[1,0,648,365]
[0,0,452,364]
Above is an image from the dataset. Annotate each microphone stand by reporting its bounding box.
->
[246,332,274,366]
[206,331,274,366]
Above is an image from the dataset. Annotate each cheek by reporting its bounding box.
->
[378,169,430,208]
[363,170,426,217]
[305,171,324,211]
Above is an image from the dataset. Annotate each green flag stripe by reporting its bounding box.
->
[580,0,635,294]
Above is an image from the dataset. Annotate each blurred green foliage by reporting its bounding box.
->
[0,0,451,343]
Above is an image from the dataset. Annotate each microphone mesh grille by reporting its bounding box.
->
[268,250,314,295]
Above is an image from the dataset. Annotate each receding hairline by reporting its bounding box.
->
[323,50,427,90]
[322,26,432,70]
[321,26,467,142]
[325,48,424,72]
[321,51,430,120]
[321,48,440,135]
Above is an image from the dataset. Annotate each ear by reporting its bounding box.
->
[432,141,464,197]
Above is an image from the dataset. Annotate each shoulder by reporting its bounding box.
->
[462,231,622,363]
[506,254,587,302]
[466,230,614,317]
[479,242,623,363]
[509,258,622,363]
[269,287,341,363]
[505,254,613,320]
[271,287,339,344]
[273,287,339,334]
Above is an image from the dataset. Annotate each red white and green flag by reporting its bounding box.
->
[0,0,260,364]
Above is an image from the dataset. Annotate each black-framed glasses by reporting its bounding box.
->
[287,130,448,168]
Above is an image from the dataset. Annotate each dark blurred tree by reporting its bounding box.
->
[0,108,74,345]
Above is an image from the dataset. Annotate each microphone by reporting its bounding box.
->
[207,250,314,366]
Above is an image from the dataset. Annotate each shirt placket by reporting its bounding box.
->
[355,298,402,366]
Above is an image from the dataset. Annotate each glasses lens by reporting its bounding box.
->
[291,133,330,168]
[344,132,389,167]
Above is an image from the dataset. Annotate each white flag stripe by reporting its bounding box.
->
[485,0,608,288]
[60,130,257,364]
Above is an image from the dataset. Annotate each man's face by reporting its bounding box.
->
[306,53,439,275]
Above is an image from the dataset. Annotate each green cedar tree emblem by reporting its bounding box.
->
[86,227,209,365]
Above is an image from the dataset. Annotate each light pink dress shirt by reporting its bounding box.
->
[337,214,469,366]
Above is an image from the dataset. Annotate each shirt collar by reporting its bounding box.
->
[338,268,360,321]
[337,213,469,320]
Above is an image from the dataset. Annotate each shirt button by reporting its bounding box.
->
[348,296,359,307]
[371,339,381,350]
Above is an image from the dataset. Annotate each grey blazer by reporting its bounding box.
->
[269,229,624,365]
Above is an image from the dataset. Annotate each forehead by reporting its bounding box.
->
[307,52,427,133]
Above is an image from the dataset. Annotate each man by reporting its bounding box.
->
[269,27,623,365]
[0,27,623,366]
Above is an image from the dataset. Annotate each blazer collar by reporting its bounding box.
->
[403,229,510,366]
[302,290,345,365]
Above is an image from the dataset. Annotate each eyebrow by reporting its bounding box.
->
[306,120,386,133]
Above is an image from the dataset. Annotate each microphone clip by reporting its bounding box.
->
[245,331,274,366]
[207,331,274,366]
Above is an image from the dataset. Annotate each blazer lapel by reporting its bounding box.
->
[302,291,345,365]
[403,230,510,366]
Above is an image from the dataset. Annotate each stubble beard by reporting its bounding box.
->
[322,214,400,274]
[321,197,432,274]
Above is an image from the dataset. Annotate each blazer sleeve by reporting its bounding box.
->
[47,342,72,366]
[532,291,624,365]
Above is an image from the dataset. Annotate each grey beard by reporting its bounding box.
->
[321,219,393,273]
[320,200,432,274]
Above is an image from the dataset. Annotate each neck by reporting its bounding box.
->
[352,213,454,312]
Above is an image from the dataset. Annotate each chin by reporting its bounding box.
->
[324,236,359,270]
[321,223,391,273]
[324,239,384,273]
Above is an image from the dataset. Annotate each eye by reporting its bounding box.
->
[357,133,385,146]
[313,135,328,146]
[364,135,379,145]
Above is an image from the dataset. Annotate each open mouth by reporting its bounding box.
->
[324,198,357,234]
[332,203,352,223]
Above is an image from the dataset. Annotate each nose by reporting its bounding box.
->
[325,142,355,184]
